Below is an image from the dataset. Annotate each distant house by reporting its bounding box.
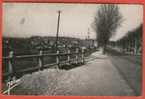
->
[81,39,97,48]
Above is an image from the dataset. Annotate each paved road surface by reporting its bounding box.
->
[107,48,142,96]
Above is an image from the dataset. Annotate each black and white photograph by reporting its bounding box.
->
[2,3,143,96]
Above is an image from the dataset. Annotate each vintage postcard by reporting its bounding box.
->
[1,0,144,98]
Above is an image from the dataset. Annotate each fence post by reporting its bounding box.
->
[8,51,14,77]
[7,51,14,95]
[67,49,70,65]
[75,48,79,64]
[38,50,43,70]
[81,48,85,64]
[56,50,60,69]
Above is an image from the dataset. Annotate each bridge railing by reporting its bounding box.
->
[2,48,85,81]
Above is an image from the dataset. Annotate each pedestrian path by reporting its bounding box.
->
[58,50,135,96]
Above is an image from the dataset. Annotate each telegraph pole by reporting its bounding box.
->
[87,28,90,40]
[55,10,61,51]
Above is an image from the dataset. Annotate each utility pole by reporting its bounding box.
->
[55,10,61,51]
[87,28,90,40]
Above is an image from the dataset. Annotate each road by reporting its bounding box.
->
[106,48,142,96]
[11,49,142,96]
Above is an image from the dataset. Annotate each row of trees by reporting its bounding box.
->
[110,24,142,54]
[92,4,122,54]
[93,4,142,55]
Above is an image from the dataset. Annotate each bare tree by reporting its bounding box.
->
[92,4,122,54]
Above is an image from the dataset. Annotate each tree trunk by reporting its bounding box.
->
[102,45,106,54]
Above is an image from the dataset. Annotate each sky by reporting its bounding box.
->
[3,3,143,41]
